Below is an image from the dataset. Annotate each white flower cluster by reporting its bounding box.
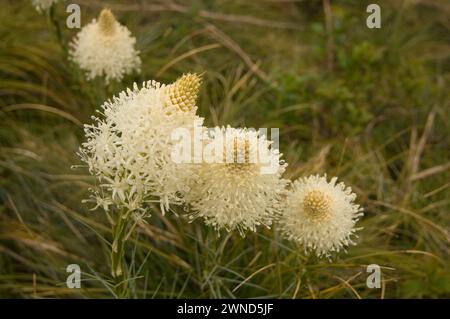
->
[69,9,141,83]
[74,8,364,257]
[79,74,203,215]
[279,175,364,257]
[185,127,288,235]
[31,0,59,12]
[80,73,364,255]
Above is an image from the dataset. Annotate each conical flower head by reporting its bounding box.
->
[98,8,117,36]
[166,73,202,112]
[78,76,204,216]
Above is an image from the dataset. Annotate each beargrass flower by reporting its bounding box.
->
[69,8,141,83]
[32,0,59,12]
[79,73,204,216]
[185,127,288,235]
[280,175,363,257]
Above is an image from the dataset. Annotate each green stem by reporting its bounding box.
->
[48,4,66,53]
[111,209,129,298]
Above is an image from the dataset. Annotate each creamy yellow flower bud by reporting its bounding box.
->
[98,8,117,36]
[303,190,331,220]
[167,73,202,111]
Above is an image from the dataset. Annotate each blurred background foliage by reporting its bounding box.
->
[0,0,449,298]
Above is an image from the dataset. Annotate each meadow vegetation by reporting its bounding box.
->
[0,0,449,298]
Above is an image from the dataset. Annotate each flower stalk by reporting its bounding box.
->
[111,208,129,298]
